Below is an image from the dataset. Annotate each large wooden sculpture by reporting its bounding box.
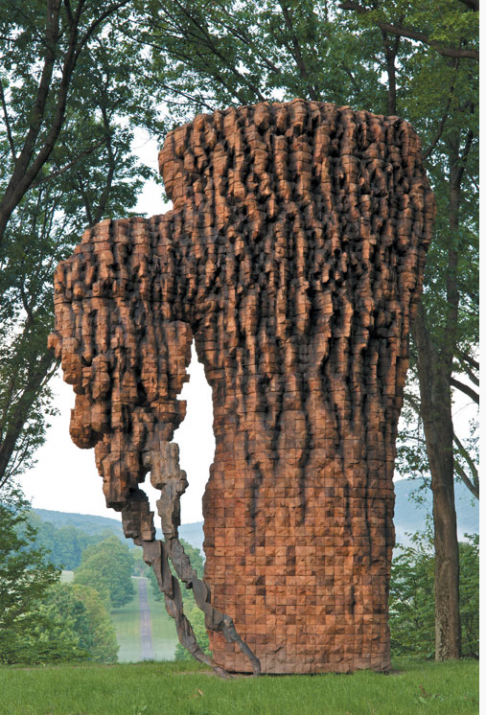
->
[49,99,434,675]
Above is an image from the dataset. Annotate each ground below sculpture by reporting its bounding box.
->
[49,99,434,674]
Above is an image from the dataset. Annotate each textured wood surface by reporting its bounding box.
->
[49,99,434,674]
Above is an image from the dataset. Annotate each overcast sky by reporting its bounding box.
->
[19,128,478,525]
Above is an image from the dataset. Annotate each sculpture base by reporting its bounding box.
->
[203,445,395,676]
[210,632,391,675]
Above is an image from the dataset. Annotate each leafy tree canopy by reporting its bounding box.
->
[0,487,60,660]
[0,487,118,664]
[74,535,135,608]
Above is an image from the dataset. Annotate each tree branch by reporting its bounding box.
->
[75,173,94,227]
[453,431,479,498]
[278,1,320,100]
[77,0,132,55]
[0,350,56,485]
[456,354,479,386]
[91,107,116,226]
[403,391,422,416]
[0,0,132,248]
[0,81,17,162]
[339,1,479,61]
[459,128,474,171]
[164,0,267,101]
[423,60,460,160]
[456,347,479,372]
[217,12,281,75]
[30,139,105,189]
[450,377,479,404]
[454,458,479,499]
[458,0,479,11]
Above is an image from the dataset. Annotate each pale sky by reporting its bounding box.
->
[19,128,479,525]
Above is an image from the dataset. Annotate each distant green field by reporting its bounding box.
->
[111,581,142,663]
[145,577,178,661]
[0,659,478,715]
[111,577,177,663]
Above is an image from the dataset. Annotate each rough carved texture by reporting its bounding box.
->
[49,99,434,674]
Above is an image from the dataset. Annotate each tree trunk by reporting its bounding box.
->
[411,133,467,660]
[413,305,461,660]
[382,31,399,115]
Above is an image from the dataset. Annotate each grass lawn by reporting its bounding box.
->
[0,658,478,715]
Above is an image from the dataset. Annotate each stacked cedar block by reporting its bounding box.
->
[49,99,435,674]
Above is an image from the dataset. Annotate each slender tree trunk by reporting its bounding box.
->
[411,135,466,660]
[382,31,399,115]
[413,305,461,660]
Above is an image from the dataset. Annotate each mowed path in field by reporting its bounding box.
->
[138,577,154,660]
[111,576,178,662]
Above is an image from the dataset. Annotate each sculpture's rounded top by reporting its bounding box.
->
[158,99,429,216]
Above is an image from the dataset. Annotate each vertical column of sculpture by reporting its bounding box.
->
[158,100,434,673]
[50,99,434,675]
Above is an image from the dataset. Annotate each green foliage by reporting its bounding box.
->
[0,487,60,662]
[70,584,119,664]
[132,0,387,125]
[12,582,89,665]
[47,525,104,570]
[74,536,135,608]
[458,534,479,658]
[27,511,116,570]
[12,582,118,665]
[389,531,436,659]
[174,601,210,662]
[0,488,118,664]
[131,546,153,578]
[389,532,479,658]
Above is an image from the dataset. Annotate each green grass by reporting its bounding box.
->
[111,580,142,663]
[111,577,177,663]
[145,577,178,661]
[0,659,478,715]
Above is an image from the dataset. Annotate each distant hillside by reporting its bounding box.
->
[34,477,478,553]
[33,508,204,552]
[34,509,124,536]
[394,478,478,545]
